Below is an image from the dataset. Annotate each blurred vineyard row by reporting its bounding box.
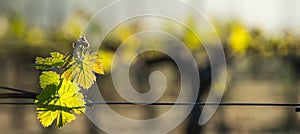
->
[0,11,90,57]
[1,10,300,133]
[0,11,300,59]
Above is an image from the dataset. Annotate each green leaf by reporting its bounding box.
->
[35,77,85,128]
[39,71,60,89]
[63,50,104,89]
[34,36,104,128]
[37,108,76,128]
[35,52,66,70]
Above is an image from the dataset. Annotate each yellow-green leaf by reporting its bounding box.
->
[35,78,85,128]
[39,71,60,89]
[63,50,104,89]
[35,52,66,70]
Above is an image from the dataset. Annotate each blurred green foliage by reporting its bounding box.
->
[96,16,300,73]
[1,10,300,71]
[0,11,92,58]
[0,7,300,134]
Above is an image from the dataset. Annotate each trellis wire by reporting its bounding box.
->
[0,86,37,94]
[1,101,300,107]
[1,86,300,112]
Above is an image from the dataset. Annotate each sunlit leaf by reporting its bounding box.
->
[34,36,104,128]
[39,71,60,89]
[63,50,103,89]
[35,74,85,128]
[61,36,104,89]
[35,52,66,70]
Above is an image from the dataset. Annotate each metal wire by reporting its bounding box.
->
[0,86,299,108]
[0,86,37,94]
[90,102,300,107]
[1,101,300,107]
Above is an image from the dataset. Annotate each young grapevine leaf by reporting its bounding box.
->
[35,72,85,128]
[35,52,66,70]
[63,36,104,89]
[39,71,60,89]
[63,50,104,89]
[34,35,104,128]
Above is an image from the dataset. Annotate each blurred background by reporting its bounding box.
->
[1,0,300,133]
